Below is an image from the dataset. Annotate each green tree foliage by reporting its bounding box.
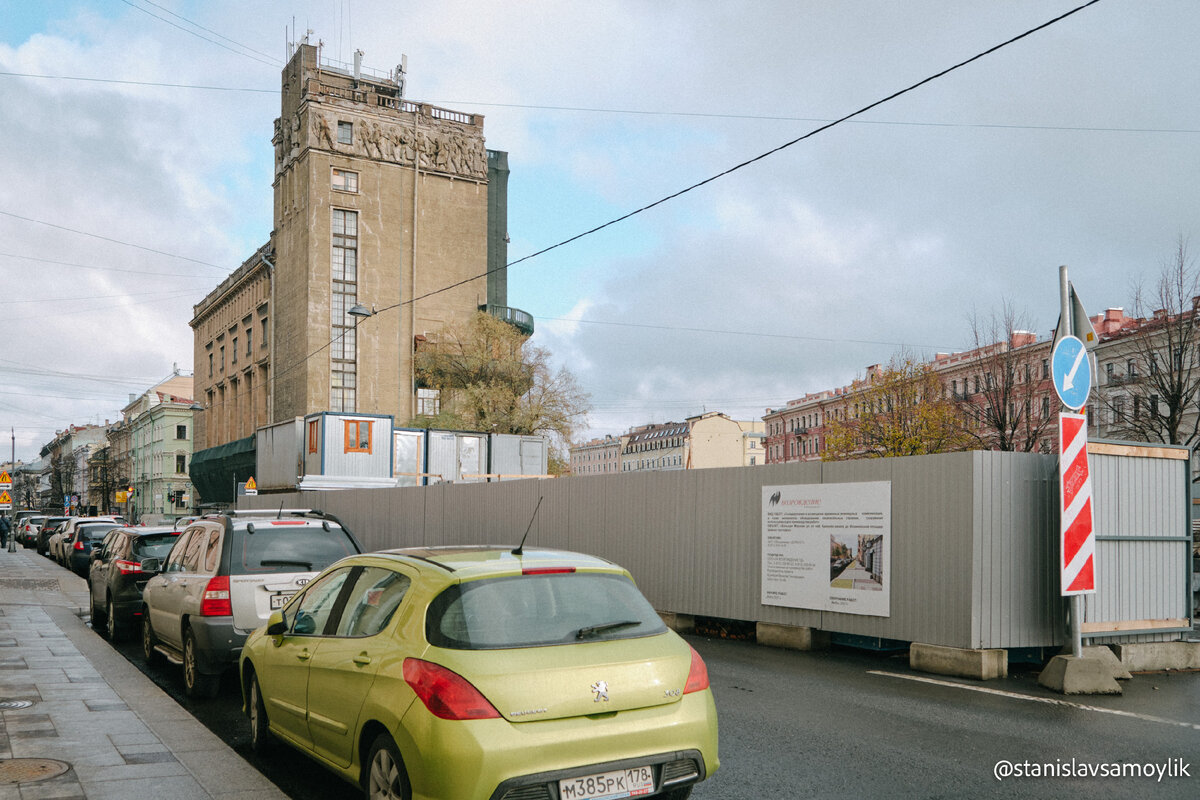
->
[410,312,590,469]
[823,355,970,460]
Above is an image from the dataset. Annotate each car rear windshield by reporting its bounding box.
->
[78,524,118,541]
[132,533,180,560]
[426,572,667,650]
[230,525,358,575]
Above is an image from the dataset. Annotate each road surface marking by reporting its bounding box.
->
[867,670,1200,731]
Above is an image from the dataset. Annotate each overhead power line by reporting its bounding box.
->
[0,210,234,273]
[0,71,275,94]
[271,0,1104,386]
[119,0,278,68]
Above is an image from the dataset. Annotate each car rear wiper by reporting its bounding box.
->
[576,620,642,640]
[259,559,314,570]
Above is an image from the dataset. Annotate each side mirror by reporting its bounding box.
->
[140,558,162,574]
[90,549,103,561]
[266,610,287,637]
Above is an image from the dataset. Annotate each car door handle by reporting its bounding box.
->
[296,649,311,662]
[353,654,372,666]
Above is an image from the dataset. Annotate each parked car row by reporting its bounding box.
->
[58,508,720,800]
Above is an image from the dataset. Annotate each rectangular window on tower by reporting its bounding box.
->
[337,121,353,144]
[332,168,359,193]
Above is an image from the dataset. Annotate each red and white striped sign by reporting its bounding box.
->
[1059,412,1096,595]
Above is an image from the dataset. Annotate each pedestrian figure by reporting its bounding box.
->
[0,512,9,549]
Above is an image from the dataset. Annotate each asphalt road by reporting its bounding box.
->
[103,625,1200,800]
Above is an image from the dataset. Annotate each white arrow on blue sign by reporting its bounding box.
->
[1052,335,1092,410]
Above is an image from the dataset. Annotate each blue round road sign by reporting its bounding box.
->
[1052,335,1091,410]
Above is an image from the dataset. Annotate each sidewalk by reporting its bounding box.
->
[0,547,287,800]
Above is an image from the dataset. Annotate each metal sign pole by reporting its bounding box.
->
[1058,265,1083,658]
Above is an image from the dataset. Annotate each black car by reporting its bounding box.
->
[89,526,181,641]
[36,517,70,556]
[65,521,122,577]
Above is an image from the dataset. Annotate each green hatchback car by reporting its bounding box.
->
[239,546,719,800]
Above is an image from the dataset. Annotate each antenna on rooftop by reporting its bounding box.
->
[512,496,544,556]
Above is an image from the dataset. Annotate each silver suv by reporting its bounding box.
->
[140,509,361,697]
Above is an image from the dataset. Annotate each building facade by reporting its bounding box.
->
[569,413,763,476]
[191,40,523,464]
[122,372,197,522]
[568,435,621,476]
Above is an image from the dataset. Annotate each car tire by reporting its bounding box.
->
[141,613,161,664]
[89,582,106,636]
[247,671,273,753]
[183,628,220,699]
[105,597,122,642]
[364,732,412,800]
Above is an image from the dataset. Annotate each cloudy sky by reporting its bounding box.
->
[2,0,1198,461]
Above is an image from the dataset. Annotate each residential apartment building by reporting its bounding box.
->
[569,413,764,476]
[191,39,524,463]
[38,424,109,512]
[122,371,197,522]
[569,435,621,476]
[764,306,1183,464]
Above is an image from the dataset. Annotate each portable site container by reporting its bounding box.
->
[488,433,549,481]
[393,427,428,488]
[255,418,305,491]
[426,429,488,484]
[298,412,396,490]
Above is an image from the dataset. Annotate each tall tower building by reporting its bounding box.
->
[191,40,528,470]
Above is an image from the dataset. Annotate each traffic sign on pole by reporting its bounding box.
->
[1059,412,1096,595]
[1051,335,1092,411]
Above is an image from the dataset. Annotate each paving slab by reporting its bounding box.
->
[0,548,288,800]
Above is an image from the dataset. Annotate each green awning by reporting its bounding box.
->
[189,436,256,505]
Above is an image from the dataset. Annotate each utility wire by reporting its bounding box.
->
[4,72,1193,135]
[134,0,278,62]
[273,0,1104,386]
[0,71,275,94]
[119,0,278,68]
[0,210,235,273]
[0,250,218,279]
[536,316,957,351]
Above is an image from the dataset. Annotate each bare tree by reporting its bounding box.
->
[956,301,1057,452]
[1100,238,1200,448]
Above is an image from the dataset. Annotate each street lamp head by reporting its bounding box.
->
[348,304,374,319]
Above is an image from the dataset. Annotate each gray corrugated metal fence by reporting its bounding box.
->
[243,445,1189,651]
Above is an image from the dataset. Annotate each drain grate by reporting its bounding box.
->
[0,700,34,710]
[0,758,70,784]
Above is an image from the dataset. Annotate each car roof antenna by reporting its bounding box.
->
[277,500,285,520]
[511,496,543,556]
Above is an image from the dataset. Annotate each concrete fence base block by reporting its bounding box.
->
[658,612,695,635]
[1110,641,1200,672]
[756,622,831,651]
[1038,655,1123,695]
[1076,646,1132,680]
[909,643,1008,680]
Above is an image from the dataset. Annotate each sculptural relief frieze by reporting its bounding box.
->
[275,107,487,180]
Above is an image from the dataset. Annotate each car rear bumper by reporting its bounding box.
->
[188,617,247,674]
[398,690,719,800]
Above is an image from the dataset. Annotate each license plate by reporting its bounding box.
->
[559,766,654,800]
[269,591,296,610]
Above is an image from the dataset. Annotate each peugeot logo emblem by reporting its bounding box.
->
[591,681,610,703]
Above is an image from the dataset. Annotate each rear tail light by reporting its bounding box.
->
[73,540,85,551]
[683,645,710,694]
[199,575,232,616]
[114,559,142,575]
[403,658,501,720]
